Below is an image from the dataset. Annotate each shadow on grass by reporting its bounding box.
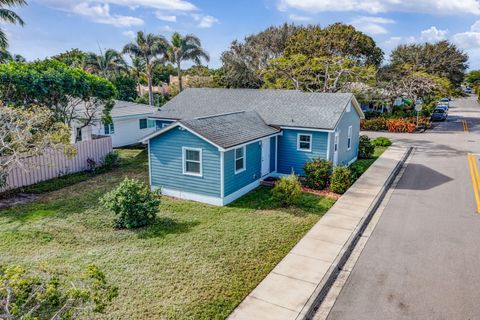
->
[136,217,200,239]
[228,187,335,216]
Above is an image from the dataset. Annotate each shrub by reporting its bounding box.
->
[358,135,374,159]
[101,178,160,229]
[385,118,416,133]
[102,151,120,170]
[303,158,333,190]
[272,174,302,207]
[330,166,352,194]
[360,117,387,131]
[363,110,383,119]
[372,137,392,147]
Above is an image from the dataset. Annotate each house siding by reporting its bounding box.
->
[149,127,221,197]
[90,116,155,148]
[224,141,262,197]
[336,102,361,165]
[277,129,329,176]
[270,136,276,172]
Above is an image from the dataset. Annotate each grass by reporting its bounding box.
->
[350,146,388,178]
[0,148,335,319]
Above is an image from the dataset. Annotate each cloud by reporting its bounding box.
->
[419,26,448,42]
[350,16,395,35]
[122,30,136,38]
[72,3,144,27]
[156,13,177,22]
[36,0,197,12]
[278,0,480,15]
[288,14,312,22]
[192,14,219,28]
[453,21,480,49]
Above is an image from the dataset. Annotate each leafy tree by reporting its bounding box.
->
[0,0,26,48]
[221,23,299,88]
[286,23,384,67]
[465,70,480,86]
[152,63,176,85]
[53,48,88,69]
[262,54,376,92]
[85,48,127,78]
[390,41,468,87]
[184,65,213,77]
[123,31,169,106]
[110,74,138,101]
[0,60,116,127]
[0,105,73,188]
[168,32,210,92]
[0,264,118,319]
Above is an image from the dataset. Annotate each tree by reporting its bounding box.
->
[110,74,138,101]
[285,23,384,67]
[123,31,169,106]
[168,32,210,92]
[0,264,117,319]
[85,48,127,78]
[0,60,117,127]
[0,49,24,63]
[151,63,176,85]
[53,48,88,69]
[221,23,299,88]
[390,41,468,87]
[465,70,480,86]
[262,54,376,92]
[0,105,73,187]
[0,0,26,49]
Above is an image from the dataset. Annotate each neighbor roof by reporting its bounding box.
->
[140,111,280,149]
[150,88,361,130]
[111,100,156,118]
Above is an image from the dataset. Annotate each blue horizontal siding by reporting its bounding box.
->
[224,142,262,196]
[149,127,221,197]
[277,129,329,176]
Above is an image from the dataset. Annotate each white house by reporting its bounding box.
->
[73,101,158,148]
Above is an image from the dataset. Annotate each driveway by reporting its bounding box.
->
[325,95,480,319]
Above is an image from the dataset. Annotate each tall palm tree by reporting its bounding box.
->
[0,0,26,49]
[128,54,147,93]
[85,48,126,78]
[168,32,210,92]
[123,31,168,106]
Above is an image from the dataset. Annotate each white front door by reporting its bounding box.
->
[261,138,271,176]
[333,132,339,165]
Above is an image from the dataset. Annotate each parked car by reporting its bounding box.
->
[439,98,450,106]
[431,107,448,121]
[465,87,472,94]
[437,103,449,111]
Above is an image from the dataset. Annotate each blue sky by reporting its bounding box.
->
[4,0,480,69]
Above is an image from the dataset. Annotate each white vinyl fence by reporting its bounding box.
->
[0,136,112,192]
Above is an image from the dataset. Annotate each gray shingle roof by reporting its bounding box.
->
[151,88,358,130]
[179,111,280,149]
[111,100,156,118]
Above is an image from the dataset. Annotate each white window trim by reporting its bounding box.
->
[234,146,246,174]
[347,126,352,150]
[104,123,114,135]
[182,147,203,177]
[161,123,170,128]
[297,133,312,152]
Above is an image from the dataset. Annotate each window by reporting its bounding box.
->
[104,123,114,135]
[162,123,170,128]
[234,146,246,174]
[347,126,352,150]
[297,134,312,152]
[139,119,155,129]
[183,147,202,176]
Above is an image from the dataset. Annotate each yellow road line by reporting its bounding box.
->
[467,153,480,213]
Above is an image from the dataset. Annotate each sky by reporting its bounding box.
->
[4,0,480,69]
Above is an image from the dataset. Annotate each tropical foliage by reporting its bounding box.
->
[0,0,26,49]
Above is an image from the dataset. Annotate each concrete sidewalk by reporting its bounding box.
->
[228,145,410,320]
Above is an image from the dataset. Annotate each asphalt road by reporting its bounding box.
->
[326,95,480,320]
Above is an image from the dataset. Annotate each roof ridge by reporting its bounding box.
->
[192,110,247,120]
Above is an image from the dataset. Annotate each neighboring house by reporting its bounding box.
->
[73,100,158,148]
[140,88,364,206]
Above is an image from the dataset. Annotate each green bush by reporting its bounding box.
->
[102,151,120,170]
[101,178,160,229]
[360,117,387,131]
[372,137,392,147]
[330,166,352,194]
[358,135,374,159]
[272,174,302,207]
[303,158,333,190]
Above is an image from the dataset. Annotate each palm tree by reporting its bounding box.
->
[168,32,210,92]
[128,54,147,93]
[123,31,168,106]
[85,48,127,78]
[0,48,24,63]
[0,0,26,49]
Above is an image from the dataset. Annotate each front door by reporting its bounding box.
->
[261,138,270,176]
[333,132,339,165]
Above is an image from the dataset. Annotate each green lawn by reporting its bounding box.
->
[350,146,388,178]
[0,149,335,319]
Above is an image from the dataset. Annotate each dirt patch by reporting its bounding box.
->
[302,187,341,200]
[0,193,38,210]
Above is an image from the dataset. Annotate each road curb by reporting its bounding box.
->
[299,146,413,320]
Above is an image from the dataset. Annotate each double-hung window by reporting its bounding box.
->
[104,123,114,135]
[347,126,352,150]
[234,146,246,174]
[139,119,155,129]
[183,147,202,176]
[297,134,312,152]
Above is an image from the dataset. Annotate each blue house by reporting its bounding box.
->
[140,88,364,206]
